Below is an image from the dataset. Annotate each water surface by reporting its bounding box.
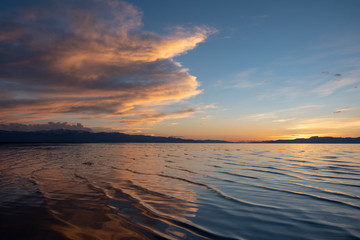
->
[1,143,359,239]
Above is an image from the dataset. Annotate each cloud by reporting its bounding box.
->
[248,104,322,121]
[118,108,199,126]
[233,68,268,89]
[273,118,295,123]
[288,117,360,131]
[202,104,218,109]
[313,70,359,96]
[321,71,341,77]
[0,122,92,132]
[275,116,360,140]
[215,68,268,89]
[235,80,268,89]
[272,86,302,98]
[0,0,214,127]
[333,107,350,114]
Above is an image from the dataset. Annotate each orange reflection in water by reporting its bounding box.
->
[105,143,199,219]
[28,143,200,239]
[51,213,151,240]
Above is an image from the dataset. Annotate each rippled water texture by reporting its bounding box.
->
[1,143,359,240]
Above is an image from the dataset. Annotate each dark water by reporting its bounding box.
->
[1,143,359,240]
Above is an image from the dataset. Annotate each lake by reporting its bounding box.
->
[1,143,359,239]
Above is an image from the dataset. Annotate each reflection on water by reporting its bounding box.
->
[0,143,359,239]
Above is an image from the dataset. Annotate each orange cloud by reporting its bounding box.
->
[119,108,199,126]
[0,0,214,128]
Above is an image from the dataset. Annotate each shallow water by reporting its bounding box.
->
[0,143,359,240]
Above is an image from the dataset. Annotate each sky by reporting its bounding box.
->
[0,0,359,141]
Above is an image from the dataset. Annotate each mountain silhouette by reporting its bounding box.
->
[0,130,229,143]
[256,136,360,143]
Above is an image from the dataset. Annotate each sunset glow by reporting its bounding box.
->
[1,0,359,141]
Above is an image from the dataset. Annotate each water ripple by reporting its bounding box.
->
[1,143,359,239]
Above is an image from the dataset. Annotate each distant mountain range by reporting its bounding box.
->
[0,130,359,144]
[254,136,360,144]
[0,129,229,143]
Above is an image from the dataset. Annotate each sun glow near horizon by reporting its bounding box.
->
[0,0,359,141]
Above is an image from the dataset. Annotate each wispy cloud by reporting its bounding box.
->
[215,68,268,89]
[273,116,360,140]
[313,70,359,96]
[288,117,360,130]
[272,118,295,123]
[202,104,218,109]
[234,68,269,89]
[272,86,303,98]
[321,71,341,77]
[0,0,215,127]
[200,115,210,120]
[118,108,198,126]
[333,107,350,114]
[247,105,322,121]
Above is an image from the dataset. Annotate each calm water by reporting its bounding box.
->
[0,143,359,240]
